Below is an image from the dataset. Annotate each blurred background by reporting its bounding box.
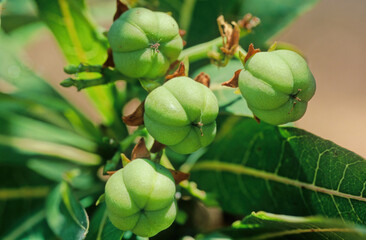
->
[1,0,366,158]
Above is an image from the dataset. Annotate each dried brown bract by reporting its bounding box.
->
[113,0,129,21]
[168,169,190,185]
[217,15,240,57]
[131,138,151,160]
[150,140,166,153]
[238,13,261,31]
[103,48,115,68]
[122,101,145,126]
[165,62,186,80]
[179,29,187,46]
[253,115,261,124]
[244,43,261,63]
[106,170,117,175]
[194,72,210,88]
[179,29,186,37]
[222,69,242,88]
[103,1,129,68]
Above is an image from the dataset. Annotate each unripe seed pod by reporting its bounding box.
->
[105,159,176,237]
[144,77,219,154]
[108,7,183,79]
[238,50,316,125]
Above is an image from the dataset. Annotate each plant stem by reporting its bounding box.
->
[3,209,45,240]
[179,31,249,62]
[179,0,197,39]
[61,68,130,91]
[61,77,107,91]
[64,64,103,74]
[179,37,222,62]
[120,128,148,151]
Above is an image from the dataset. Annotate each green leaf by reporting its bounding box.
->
[138,78,162,92]
[0,31,101,140]
[86,203,124,240]
[46,182,89,240]
[33,0,108,64]
[197,211,366,240]
[239,0,319,48]
[2,210,58,240]
[34,0,119,125]
[0,165,54,238]
[8,22,48,48]
[0,134,102,166]
[1,14,39,33]
[190,115,366,224]
[26,158,100,191]
[1,0,36,16]
[0,106,103,167]
[0,112,98,151]
[0,93,101,141]
[0,95,103,168]
[0,0,38,33]
[191,60,251,116]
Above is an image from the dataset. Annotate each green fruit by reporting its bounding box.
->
[108,7,183,79]
[105,159,176,237]
[238,49,316,125]
[144,77,219,154]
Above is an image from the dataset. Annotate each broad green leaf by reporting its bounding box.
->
[0,31,101,140]
[190,115,366,224]
[2,210,58,240]
[0,0,38,34]
[86,203,124,240]
[8,22,47,48]
[1,0,36,16]
[239,0,319,48]
[0,30,106,168]
[46,182,89,240]
[34,0,118,125]
[197,211,366,240]
[26,158,100,191]
[0,134,101,166]
[33,0,107,64]
[26,159,82,182]
[0,93,101,140]
[1,14,39,34]
[0,112,97,151]
[0,165,54,237]
[191,60,251,116]
[0,96,102,168]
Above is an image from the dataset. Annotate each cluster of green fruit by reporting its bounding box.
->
[109,7,219,155]
[104,7,316,237]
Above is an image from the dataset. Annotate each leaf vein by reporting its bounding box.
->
[312,148,335,185]
[348,199,364,224]
[192,161,366,202]
[330,194,344,221]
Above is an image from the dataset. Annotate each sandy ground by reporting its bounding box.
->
[23,0,366,157]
